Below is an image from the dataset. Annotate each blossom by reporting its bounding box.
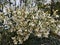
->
[0,0,60,44]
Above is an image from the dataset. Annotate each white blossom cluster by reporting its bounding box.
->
[0,0,60,44]
[0,6,60,44]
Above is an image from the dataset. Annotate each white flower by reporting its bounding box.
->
[43,31,49,38]
[24,34,30,41]
[35,15,39,19]
[32,16,35,19]
[4,19,8,24]
[18,39,23,44]
[18,29,22,32]
[11,37,16,40]
[58,25,60,27]
[36,33,42,38]
[57,31,60,36]
[13,11,16,14]
[38,21,42,26]
[25,29,28,32]
[56,15,59,18]
[17,11,21,14]
[29,22,35,26]
[13,40,18,44]
[25,11,29,14]
[50,19,55,23]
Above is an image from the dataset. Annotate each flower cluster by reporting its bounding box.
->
[0,1,60,44]
[0,6,60,44]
